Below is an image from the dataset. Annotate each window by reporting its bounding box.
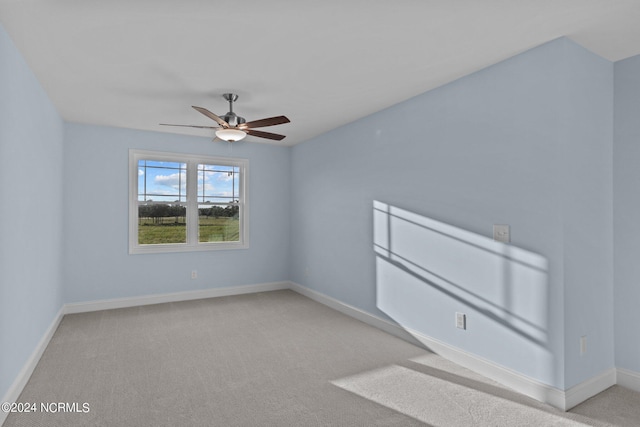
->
[129,150,248,253]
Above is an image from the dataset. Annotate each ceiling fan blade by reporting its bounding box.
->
[160,123,219,129]
[192,106,229,127]
[245,129,286,141]
[240,115,290,129]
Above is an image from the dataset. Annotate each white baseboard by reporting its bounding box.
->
[0,306,65,426]
[403,327,569,410]
[617,368,640,392]
[64,281,290,314]
[564,368,617,410]
[288,281,617,411]
[288,281,424,346]
[288,282,563,409]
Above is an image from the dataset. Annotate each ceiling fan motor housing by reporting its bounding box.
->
[220,112,246,127]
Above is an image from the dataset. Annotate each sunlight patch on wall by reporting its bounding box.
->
[373,200,554,384]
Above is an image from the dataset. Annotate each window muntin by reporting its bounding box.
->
[129,150,248,253]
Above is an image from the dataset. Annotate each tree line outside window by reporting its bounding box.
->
[137,203,239,224]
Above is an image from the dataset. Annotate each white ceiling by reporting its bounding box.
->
[1,0,640,146]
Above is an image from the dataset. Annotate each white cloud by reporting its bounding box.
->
[138,169,144,176]
[155,172,186,189]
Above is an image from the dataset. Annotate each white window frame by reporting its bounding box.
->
[129,149,249,254]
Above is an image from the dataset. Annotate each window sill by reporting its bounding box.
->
[129,241,249,254]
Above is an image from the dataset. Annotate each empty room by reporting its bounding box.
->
[2,1,640,426]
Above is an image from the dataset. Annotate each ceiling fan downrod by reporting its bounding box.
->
[223,93,238,112]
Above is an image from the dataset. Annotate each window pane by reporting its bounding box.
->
[198,204,240,242]
[197,164,240,203]
[138,203,187,244]
[138,160,187,202]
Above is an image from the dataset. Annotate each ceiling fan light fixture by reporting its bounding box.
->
[215,128,246,142]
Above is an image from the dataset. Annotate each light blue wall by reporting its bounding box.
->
[561,41,614,388]
[0,25,65,399]
[62,123,291,303]
[291,38,614,389]
[613,54,640,373]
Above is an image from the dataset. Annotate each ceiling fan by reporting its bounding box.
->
[160,93,290,142]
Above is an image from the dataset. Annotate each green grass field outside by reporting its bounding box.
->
[138,216,240,244]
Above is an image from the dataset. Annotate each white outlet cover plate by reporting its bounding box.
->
[456,312,466,330]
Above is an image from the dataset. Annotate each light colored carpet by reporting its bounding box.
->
[3,290,639,426]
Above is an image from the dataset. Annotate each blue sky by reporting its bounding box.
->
[138,160,239,204]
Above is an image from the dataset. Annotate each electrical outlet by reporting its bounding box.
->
[456,312,466,330]
[191,270,197,279]
[580,335,587,356]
